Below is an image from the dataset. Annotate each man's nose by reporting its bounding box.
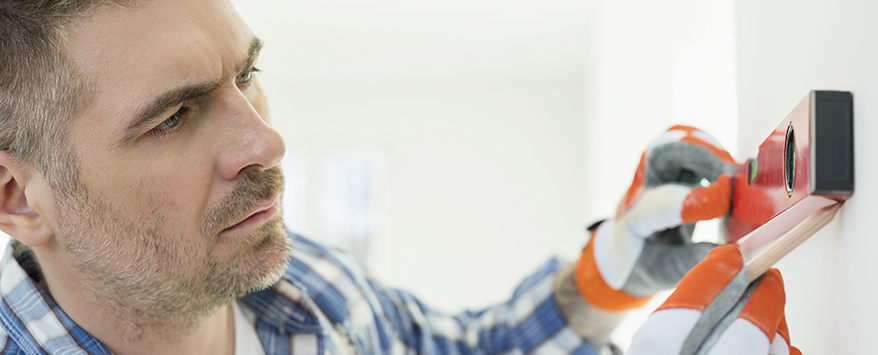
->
[216,88,286,181]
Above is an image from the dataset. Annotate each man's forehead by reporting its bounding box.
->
[66,0,254,132]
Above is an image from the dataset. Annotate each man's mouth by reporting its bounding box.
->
[221,195,281,234]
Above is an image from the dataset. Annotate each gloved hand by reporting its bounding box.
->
[628,244,801,355]
[575,125,738,311]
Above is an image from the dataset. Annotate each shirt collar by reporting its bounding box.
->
[0,242,110,354]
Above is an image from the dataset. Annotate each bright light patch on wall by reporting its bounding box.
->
[673,34,738,155]
[316,155,379,263]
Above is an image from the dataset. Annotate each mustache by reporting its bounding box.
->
[203,167,285,235]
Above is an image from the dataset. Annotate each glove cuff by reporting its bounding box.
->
[575,236,652,312]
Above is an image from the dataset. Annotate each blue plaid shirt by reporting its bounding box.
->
[0,233,600,355]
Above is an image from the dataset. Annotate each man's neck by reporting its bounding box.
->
[29,242,236,355]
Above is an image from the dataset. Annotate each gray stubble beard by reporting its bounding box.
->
[52,168,292,342]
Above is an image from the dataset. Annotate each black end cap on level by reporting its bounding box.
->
[811,90,854,196]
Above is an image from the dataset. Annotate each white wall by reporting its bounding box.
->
[737,1,877,353]
[584,0,737,222]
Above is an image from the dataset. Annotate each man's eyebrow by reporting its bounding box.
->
[241,37,264,72]
[119,37,264,145]
[120,80,223,144]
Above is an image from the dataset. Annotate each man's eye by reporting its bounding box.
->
[150,107,188,137]
[236,67,260,85]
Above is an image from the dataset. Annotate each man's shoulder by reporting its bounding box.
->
[243,232,379,323]
[283,232,370,281]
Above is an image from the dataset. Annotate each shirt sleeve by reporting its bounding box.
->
[288,234,602,355]
[374,259,603,355]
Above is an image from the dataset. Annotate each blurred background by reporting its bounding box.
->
[230,0,736,349]
[6,0,876,352]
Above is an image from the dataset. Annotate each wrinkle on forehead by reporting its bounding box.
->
[64,0,254,156]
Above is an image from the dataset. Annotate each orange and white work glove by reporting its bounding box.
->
[628,244,801,355]
[576,126,738,311]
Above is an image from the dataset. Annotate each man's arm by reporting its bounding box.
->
[373,257,602,355]
[279,233,604,355]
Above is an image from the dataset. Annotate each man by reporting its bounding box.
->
[0,0,798,354]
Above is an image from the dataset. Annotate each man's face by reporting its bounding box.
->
[51,0,290,320]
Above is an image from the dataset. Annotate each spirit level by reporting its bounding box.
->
[726,91,853,280]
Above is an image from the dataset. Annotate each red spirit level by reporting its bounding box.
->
[726,91,853,278]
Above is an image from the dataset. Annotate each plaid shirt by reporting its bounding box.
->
[0,233,600,355]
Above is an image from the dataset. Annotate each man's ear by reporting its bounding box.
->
[0,151,54,247]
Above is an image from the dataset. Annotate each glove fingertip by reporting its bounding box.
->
[657,244,744,312]
[680,175,732,223]
[739,268,787,344]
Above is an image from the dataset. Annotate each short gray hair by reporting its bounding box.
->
[0,0,130,195]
